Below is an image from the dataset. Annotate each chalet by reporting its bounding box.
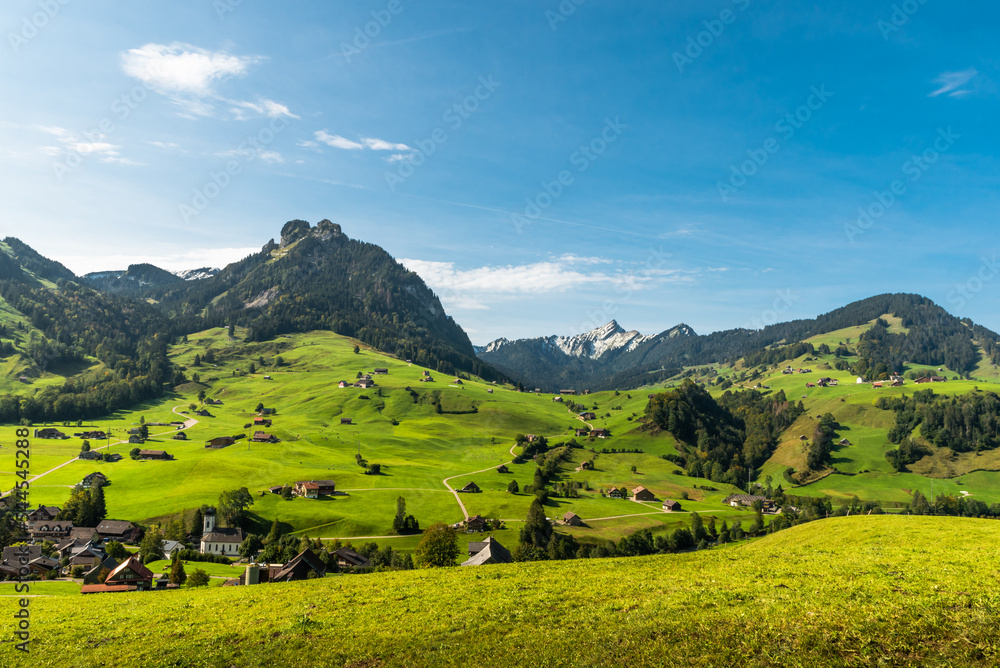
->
[81,431,107,440]
[294,480,336,498]
[340,418,353,425]
[563,512,583,527]
[575,428,590,437]
[458,481,481,494]
[128,435,144,444]
[931,376,947,383]
[18,376,28,383]
[580,461,593,471]
[27,555,59,577]
[105,453,122,462]
[68,546,105,571]
[525,434,538,442]
[465,515,488,532]
[205,436,236,449]
[373,368,389,375]
[267,485,284,495]
[838,438,852,446]
[79,450,103,461]
[608,487,626,499]
[205,398,221,405]
[782,367,794,375]
[496,464,509,474]
[27,505,61,522]
[97,520,139,543]
[196,410,211,416]
[487,389,494,394]
[356,379,375,389]
[553,396,564,403]
[269,549,327,582]
[891,380,904,387]
[92,556,155,593]
[34,428,67,440]
[580,412,597,420]
[138,449,171,460]
[872,382,884,389]
[82,556,120,584]
[338,381,350,388]
[28,521,74,540]
[263,375,272,380]
[662,500,681,512]
[334,547,372,570]
[633,486,655,502]
[251,432,280,443]
[453,378,463,384]
[560,389,577,395]
[259,408,275,416]
[173,431,187,440]
[462,536,512,566]
[590,428,610,438]
[81,472,109,489]
[253,417,272,427]
[161,540,183,558]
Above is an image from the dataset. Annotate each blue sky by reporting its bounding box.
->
[1,1,997,344]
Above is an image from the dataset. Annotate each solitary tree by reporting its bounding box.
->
[169,552,187,585]
[218,487,254,528]
[187,568,211,587]
[413,523,459,568]
[507,480,519,494]
[353,345,360,354]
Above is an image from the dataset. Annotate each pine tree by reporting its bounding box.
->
[169,552,187,585]
[392,496,407,534]
[519,499,552,549]
[90,484,107,524]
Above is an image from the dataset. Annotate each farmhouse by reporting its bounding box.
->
[34,428,67,439]
[340,418,353,425]
[27,505,61,522]
[633,486,655,501]
[563,512,583,526]
[465,515,488,532]
[458,481,481,494]
[97,520,140,543]
[82,556,120,585]
[608,487,626,499]
[294,480,336,498]
[267,485,284,495]
[591,429,610,438]
[28,521,74,540]
[462,537,512,566]
[553,396,563,402]
[580,412,597,420]
[173,431,187,440]
[560,389,577,395]
[580,461,593,470]
[334,547,372,570]
[251,432,280,443]
[269,549,327,583]
[138,449,171,460]
[82,556,156,594]
[373,368,389,375]
[80,431,107,440]
[81,472,109,489]
[128,435,144,444]
[724,494,776,512]
[196,409,212,417]
[575,428,590,437]
[662,499,682,512]
[338,381,349,388]
[206,436,236,449]
[496,464,509,473]
[79,450,103,461]
[356,379,375,389]
[253,417,272,427]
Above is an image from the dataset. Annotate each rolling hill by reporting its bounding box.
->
[4,516,998,667]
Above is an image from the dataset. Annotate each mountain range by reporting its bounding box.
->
[1,223,999,416]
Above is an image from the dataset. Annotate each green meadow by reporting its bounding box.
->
[5,516,1000,667]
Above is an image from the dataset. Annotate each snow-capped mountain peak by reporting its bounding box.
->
[174,267,220,281]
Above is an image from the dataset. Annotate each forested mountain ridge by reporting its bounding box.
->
[479,293,1000,391]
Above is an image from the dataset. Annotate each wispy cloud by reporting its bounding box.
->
[400,255,694,310]
[40,127,143,165]
[929,68,978,98]
[120,43,296,120]
[314,130,412,156]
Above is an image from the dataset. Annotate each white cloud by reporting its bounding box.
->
[56,246,260,276]
[40,130,143,166]
[314,131,364,150]
[362,137,411,151]
[929,68,978,98]
[120,43,295,120]
[400,256,692,310]
[314,130,412,157]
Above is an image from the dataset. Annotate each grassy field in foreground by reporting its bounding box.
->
[4,516,1000,667]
